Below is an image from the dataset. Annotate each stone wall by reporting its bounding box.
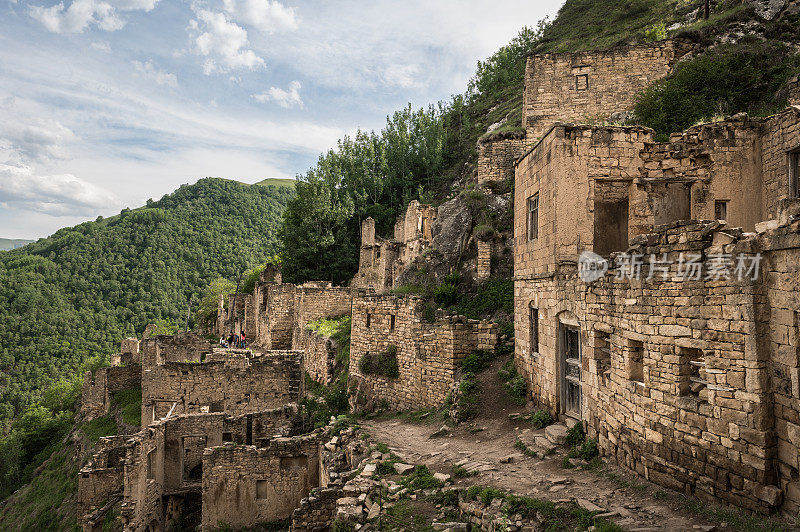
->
[514,219,800,512]
[476,239,492,282]
[523,40,691,140]
[78,436,130,525]
[294,327,339,385]
[80,405,305,531]
[81,365,141,421]
[141,345,303,425]
[352,201,437,292]
[477,137,526,185]
[349,292,498,411]
[201,432,322,529]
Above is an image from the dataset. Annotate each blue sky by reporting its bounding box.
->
[0,0,563,239]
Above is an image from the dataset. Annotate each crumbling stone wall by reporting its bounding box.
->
[477,137,526,185]
[523,41,691,140]
[81,365,141,421]
[201,432,322,529]
[140,332,211,366]
[294,327,338,385]
[514,220,798,512]
[640,116,765,231]
[141,345,303,425]
[80,406,305,531]
[352,201,437,292]
[515,109,800,511]
[78,436,130,526]
[477,239,492,282]
[515,124,654,273]
[349,291,498,411]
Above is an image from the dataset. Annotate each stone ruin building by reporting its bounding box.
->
[351,200,437,292]
[348,290,498,411]
[512,39,800,515]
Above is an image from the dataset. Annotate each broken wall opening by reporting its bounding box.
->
[651,182,691,226]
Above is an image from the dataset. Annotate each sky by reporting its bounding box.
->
[0,0,564,239]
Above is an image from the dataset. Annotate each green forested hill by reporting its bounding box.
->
[0,178,293,425]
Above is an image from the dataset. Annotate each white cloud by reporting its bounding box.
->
[28,0,158,34]
[91,41,111,52]
[133,59,178,88]
[252,80,303,108]
[193,10,265,74]
[0,162,120,215]
[221,0,297,32]
[383,64,422,89]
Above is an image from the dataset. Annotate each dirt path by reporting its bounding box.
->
[362,356,727,531]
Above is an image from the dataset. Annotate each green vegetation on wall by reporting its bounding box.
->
[635,38,800,137]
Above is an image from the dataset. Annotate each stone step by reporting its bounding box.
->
[533,435,557,455]
[545,423,569,446]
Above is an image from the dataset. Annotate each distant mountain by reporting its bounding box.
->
[254,177,296,188]
[0,239,34,251]
[0,178,294,423]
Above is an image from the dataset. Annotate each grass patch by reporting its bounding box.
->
[451,464,478,478]
[359,345,400,379]
[0,445,79,531]
[496,359,526,405]
[530,410,553,430]
[111,386,141,426]
[453,372,480,422]
[464,485,622,531]
[635,38,800,137]
[82,415,117,444]
[403,465,444,491]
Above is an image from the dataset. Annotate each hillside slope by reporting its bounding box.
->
[0,178,293,426]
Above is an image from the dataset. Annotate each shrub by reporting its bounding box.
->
[433,280,459,308]
[404,465,444,491]
[642,22,666,42]
[462,349,494,373]
[454,373,480,422]
[565,422,586,447]
[504,375,527,403]
[451,464,477,478]
[635,39,800,137]
[358,345,399,379]
[530,410,553,429]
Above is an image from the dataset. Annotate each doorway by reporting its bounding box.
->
[560,323,582,419]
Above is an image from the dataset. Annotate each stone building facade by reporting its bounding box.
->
[349,291,498,411]
[351,200,437,292]
[514,104,800,512]
[523,41,692,140]
[219,278,351,352]
[141,335,303,425]
[79,405,305,531]
[201,431,322,529]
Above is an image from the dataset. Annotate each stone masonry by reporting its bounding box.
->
[477,137,526,185]
[523,40,692,140]
[349,290,498,411]
[515,70,800,512]
[140,334,303,425]
[79,405,306,531]
[352,200,437,292]
[81,337,143,421]
[201,431,322,529]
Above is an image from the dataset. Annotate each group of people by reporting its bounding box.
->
[219,331,246,349]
